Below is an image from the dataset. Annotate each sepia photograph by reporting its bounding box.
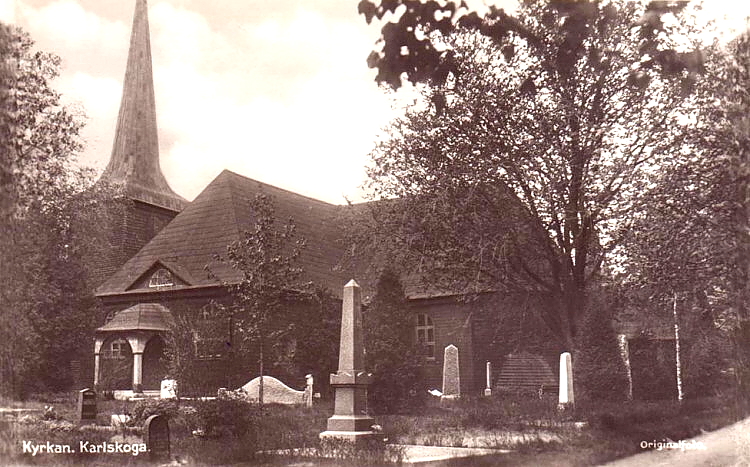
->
[2,0,750,465]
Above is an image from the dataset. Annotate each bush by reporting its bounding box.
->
[192,399,259,439]
[575,290,629,402]
[129,398,179,425]
[364,269,425,414]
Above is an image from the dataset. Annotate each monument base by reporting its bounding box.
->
[319,430,383,447]
[484,388,492,396]
[557,402,575,412]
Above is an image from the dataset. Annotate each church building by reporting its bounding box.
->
[91,0,565,399]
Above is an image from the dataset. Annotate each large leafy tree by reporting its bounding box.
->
[0,25,116,397]
[359,1,707,352]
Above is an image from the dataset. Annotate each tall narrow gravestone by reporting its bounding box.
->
[144,414,170,461]
[77,388,96,424]
[442,344,460,399]
[320,280,377,443]
[484,361,492,397]
[558,352,574,409]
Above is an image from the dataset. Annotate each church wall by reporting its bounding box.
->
[97,289,340,395]
[410,297,475,395]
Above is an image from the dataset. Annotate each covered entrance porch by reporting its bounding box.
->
[94,303,174,397]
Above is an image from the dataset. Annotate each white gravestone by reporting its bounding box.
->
[558,352,574,408]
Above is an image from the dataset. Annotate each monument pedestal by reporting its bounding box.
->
[319,280,381,446]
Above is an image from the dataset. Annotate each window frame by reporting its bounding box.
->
[148,268,174,288]
[415,313,436,361]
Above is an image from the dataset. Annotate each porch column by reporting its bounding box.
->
[93,337,104,389]
[132,352,143,393]
[127,333,150,394]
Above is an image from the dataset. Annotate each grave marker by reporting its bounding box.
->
[304,374,314,408]
[160,379,177,399]
[442,344,460,399]
[77,388,96,423]
[558,352,574,409]
[484,361,492,397]
[144,414,170,461]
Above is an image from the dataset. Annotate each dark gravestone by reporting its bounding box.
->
[144,414,170,461]
[77,388,96,423]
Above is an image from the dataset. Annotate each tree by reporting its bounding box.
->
[363,269,423,413]
[0,25,115,397]
[714,30,750,413]
[359,0,702,90]
[213,194,309,404]
[360,1,707,353]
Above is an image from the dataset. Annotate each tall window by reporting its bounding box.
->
[416,313,435,360]
[194,304,225,359]
[149,268,173,288]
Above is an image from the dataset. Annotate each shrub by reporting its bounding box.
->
[575,290,629,402]
[364,269,425,414]
[192,399,259,439]
[129,398,179,425]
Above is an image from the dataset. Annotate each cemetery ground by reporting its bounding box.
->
[0,390,743,466]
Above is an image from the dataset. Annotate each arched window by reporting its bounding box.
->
[148,268,173,288]
[416,313,435,360]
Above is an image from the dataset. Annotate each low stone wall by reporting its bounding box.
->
[239,376,305,405]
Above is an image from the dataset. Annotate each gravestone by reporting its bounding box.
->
[484,361,492,397]
[558,352,574,409]
[144,414,170,461]
[77,388,96,423]
[320,280,378,443]
[304,374,314,408]
[442,344,460,399]
[160,379,177,399]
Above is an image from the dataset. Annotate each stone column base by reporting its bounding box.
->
[484,388,492,396]
[319,430,382,445]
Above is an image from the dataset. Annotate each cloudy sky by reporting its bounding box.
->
[2,1,748,204]
[4,0,422,203]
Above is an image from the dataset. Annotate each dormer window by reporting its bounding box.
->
[148,268,173,288]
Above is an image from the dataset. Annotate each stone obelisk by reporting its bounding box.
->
[320,280,378,443]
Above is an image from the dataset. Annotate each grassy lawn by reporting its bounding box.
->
[0,392,741,466]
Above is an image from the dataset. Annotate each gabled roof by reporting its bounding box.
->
[97,303,174,332]
[96,170,349,298]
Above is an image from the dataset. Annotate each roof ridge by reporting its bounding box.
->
[220,169,339,207]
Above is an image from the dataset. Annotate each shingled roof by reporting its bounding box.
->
[96,169,349,298]
[99,0,186,212]
[97,303,174,332]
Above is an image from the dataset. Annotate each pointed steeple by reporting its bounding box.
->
[102,0,186,212]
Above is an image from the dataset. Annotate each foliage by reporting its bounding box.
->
[212,194,310,403]
[574,288,629,402]
[715,30,750,413]
[191,399,259,438]
[129,398,180,425]
[0,25,118,398]
[363,269,424,413]
[360,0,703,90]
[163,300,231,396]
[359,1,707,353]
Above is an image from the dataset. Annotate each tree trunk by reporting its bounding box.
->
[259,331,264,406]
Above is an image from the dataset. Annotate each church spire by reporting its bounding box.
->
[102,0,185,212]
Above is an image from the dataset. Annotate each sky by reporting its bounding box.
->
[2,1,749,204]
